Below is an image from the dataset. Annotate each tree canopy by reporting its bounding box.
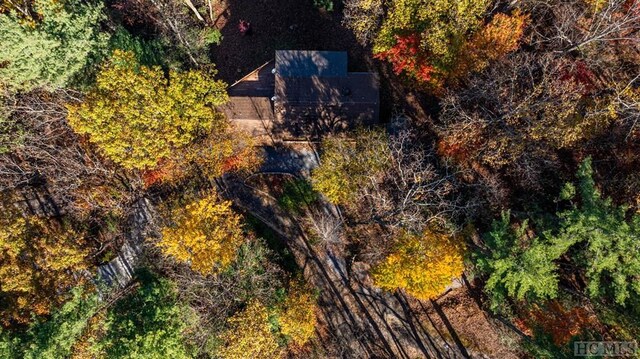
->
[0,211,89,325]
[94,271,193,358]
[372,230,465,300]
[476,212,568,311]
[478,158,640,310]
[0,0,109,91]
[66,50,228,170]
[311,129,390,204]
[0,287,99,359]
[550,158,640,305]
[217,301,282,359]
[278,281,318,348]
[156,192,245,275]
[371,0,527,89]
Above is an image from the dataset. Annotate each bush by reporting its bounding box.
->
[201,28,223,46]
[109,27,166,67]
[278,179,318,214]
[313,0,334,11]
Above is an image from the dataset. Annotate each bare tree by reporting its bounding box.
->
[306,204,344,245]
[612,74,640,140]
[342,0,384,46]
[357,126,464,232]
[526,0,640,53]
[0,89,138,218]
[113,0,218,66]
[152,238,284,354]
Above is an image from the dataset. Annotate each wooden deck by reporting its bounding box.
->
[223,61,276,140]
[226,97,274,137]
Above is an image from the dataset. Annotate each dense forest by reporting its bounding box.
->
[0,0,638,358]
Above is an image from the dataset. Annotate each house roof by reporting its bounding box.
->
[274,72,378,106]
[224,50,380,138]
[273,50,379,128]
[275,50,348,78]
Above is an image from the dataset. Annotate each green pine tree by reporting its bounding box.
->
[551,158,640,305]
[93,271,194,358]
[0,287,99,359]
[477,211,565,311]
[0,0,109,91]
[478,158,640,311]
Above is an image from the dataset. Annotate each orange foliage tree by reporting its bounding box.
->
[372,230,465,300]
[525,301,599,345]
[142,127,263,187]
[452,11,529,83]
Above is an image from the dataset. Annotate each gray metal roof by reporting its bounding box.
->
[275,72,378,105]
[275,50,348,77]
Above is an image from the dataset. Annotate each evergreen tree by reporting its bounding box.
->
[0,0,109,91]
[0,287,98,359]
[551,158,640,305]
[478,158,640,310]
[94,271,193,358]
[477,212,567,311]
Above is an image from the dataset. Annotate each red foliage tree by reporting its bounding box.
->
[374,34,433,82]
[559,60,597,94]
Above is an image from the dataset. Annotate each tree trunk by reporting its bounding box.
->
[184,0,205,22]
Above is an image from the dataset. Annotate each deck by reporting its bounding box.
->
[223,61,276,139]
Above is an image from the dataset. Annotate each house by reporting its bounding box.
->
[223,50,379,140]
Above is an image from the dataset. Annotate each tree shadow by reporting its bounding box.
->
[428,299,471,358]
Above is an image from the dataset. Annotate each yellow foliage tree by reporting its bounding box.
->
[156,192,245,275]
[0,212,89,324]
[67,50,229,170]
[217,301,282,359]
[312,129,389,204]
[372,230,464,300]
[278,281,318,348]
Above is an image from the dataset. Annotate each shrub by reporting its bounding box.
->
[278,179,318,214]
